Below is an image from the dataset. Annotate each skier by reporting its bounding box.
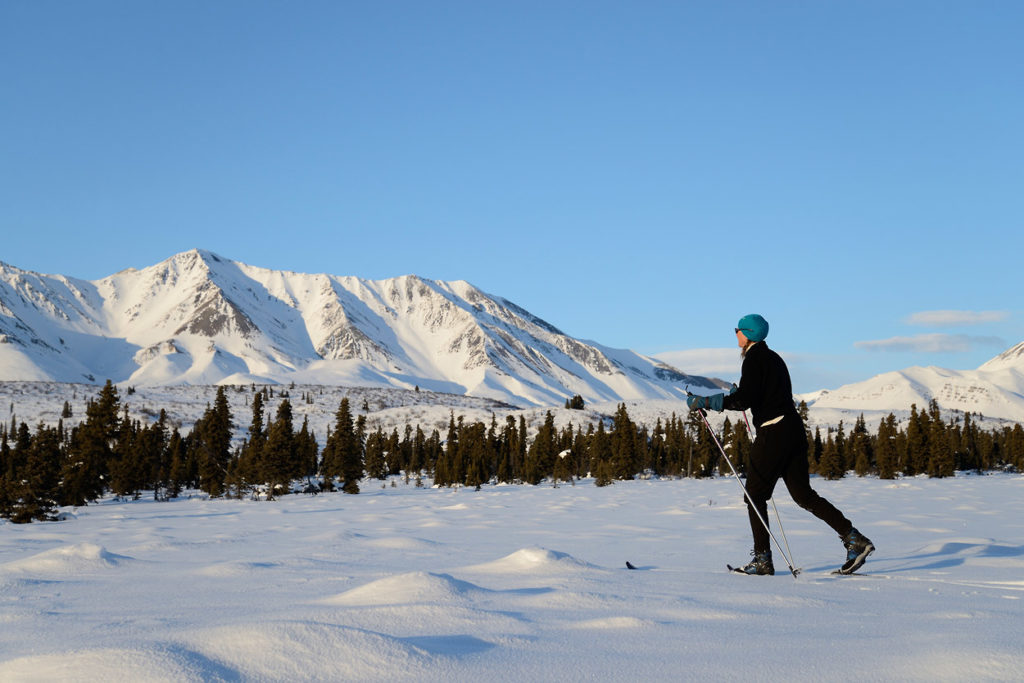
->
[686,314,875,575]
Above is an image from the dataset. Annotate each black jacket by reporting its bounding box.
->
[722,342,800,429]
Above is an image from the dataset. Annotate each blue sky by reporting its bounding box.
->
[3,1,1022,393]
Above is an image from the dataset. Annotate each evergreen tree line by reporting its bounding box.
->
[2,383,1023,523]
[804,400,1024,480]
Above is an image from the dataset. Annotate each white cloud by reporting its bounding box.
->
[905,310,1009,327]
[854,333,1005,353]
[653,348,740,379]
[654,347,859,394]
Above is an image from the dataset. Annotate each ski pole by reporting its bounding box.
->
[769,497,797,573]
[695,406,801,578]
[741,408,798,572]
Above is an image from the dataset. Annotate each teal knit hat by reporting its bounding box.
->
[736,314,769,342]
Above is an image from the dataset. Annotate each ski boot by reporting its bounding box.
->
[838,528,875,574]
[730,550,774,575]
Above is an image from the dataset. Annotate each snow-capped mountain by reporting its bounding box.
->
[799,342,1024,426]
[0,250,721,406]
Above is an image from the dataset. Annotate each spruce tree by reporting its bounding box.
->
[961,413,983,472]
[928,405,955,478]
[552,441,573,486]
[948,416,965,471]
[262,398,295,498]
[810,427,823,474]
[58,381,122,505]
[590,421,614,486]
[237,390,266,490]
[834,421,848,473]
[875,414,898,479]
[496,416,517,484]
[662,415,686,477]
[571,424,588,480]
[725,418,750,476]
[109,407,145,499]
[0,427,11,518]
[526,411,557,484]
[851,414,873,477]
[296,417,319,481]
[438,413,461,486]
[798,400,815,472]
[385,428,402,476]
[1008,424,1024,470]
[61,423,103,507]
[515,416,528,478]
[0,428,10,518]
[685,409,717,478]
[409,425,426,475]
[194,387,234,497]
[10,424,62,523]
[425,428,442,479]
[461,422,490,489]
[904,404,929,476]
[166,429,187,498]
[488,414,501,472]
[152,411,171,499]
[322,398,361,494]
[818,430,844,480]
[93,380,122,439]
[362,428,388,481]
[610,404,638,480]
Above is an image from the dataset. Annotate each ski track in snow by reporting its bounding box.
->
[1,475,1023,681]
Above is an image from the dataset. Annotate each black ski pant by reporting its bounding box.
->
[744,416,853,554]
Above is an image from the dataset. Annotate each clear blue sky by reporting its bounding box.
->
[3,1,1022,393]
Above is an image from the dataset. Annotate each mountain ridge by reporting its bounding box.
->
[798,355,1024,426]
[0,250,721,406]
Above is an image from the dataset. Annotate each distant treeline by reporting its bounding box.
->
[2,382,1023,523]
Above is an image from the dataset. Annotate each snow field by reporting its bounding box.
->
[2,475,1023,681]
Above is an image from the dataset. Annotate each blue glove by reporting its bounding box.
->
[687,393,724,412]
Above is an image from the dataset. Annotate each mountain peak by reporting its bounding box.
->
[166,248,229,273]
[979,341,1024,373]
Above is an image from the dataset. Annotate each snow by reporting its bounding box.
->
[2,474,1023,681]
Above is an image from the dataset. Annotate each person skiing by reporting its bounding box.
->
[686,314,875,575]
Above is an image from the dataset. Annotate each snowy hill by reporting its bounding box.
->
[798,343,1024,428]
[0,250,721,407]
